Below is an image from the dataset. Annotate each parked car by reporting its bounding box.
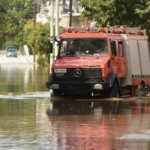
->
[6,49,17,57]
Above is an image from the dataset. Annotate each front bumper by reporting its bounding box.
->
[7,54,17,57]
[46,81,110,91]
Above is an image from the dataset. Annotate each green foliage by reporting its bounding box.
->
[5,40,16,49]
[77,0,150,36]
[37,53,47,66]
[0,0,33,40]
[16,30,24,47]
[23,20,63,66]
[29,48,33,55]
[24,21,49,53]
[24,21,50,66]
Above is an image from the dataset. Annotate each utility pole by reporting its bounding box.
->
[33,0,36,84]
[55,0,59,59]
[33,1,36,28]
[69,0,72,26]
[33,0,36,64]
[50,0,54,71]
[50,0,54,37]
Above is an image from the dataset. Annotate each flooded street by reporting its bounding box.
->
[0,65,150,150]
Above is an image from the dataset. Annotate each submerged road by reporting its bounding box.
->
[0,60,150,149]
[0,51,33,64]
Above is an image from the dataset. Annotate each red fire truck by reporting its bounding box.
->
[46,25,150,99]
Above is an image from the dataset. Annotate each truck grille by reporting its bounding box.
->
[53,68,102,82]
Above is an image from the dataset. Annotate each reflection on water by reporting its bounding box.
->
[47,100,150,150]
[0,99,51,150]
[0,64,49,95]
[1,98,150,149]
[0,65,150,149]
[0,65,51,149]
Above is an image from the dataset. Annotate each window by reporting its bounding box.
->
[60,41,67,56]
[110,40,116,56]
[118,42,123,57]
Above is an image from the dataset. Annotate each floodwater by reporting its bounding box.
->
[0,65,150,150]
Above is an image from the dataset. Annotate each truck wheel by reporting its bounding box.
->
[138,81,146,97]
[51,89,63,109]
[109,83,120,114]
[50,100,60,115]
[110,83,119,98]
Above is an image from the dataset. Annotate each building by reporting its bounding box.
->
[36,0,83,27]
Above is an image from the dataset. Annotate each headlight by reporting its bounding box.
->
[94,84,102,89]
[51,84,59,89]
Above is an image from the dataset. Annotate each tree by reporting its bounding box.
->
[24,20,63,66]
[0,0,33,40]
[77,0,150,36]
[24,20,50,66]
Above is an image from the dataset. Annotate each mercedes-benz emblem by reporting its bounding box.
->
[74,69,82,77]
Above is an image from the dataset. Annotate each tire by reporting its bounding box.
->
[139,90,142,97]
[109,83,120,114]
[51,89,63,108]
[138,82,146,97]
[50,90,61,115]
[109,83,119,97]
[50,100,60,115]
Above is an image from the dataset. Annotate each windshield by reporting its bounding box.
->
[8,49,16,52]
[59,38,108,57]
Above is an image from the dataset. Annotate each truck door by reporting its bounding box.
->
[116,41,126,77]
[110,40,118,74]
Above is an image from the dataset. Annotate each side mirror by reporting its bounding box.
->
[49,42,53,53]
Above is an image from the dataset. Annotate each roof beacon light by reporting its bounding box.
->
[67,28,72,33]
[101,28,105,32]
